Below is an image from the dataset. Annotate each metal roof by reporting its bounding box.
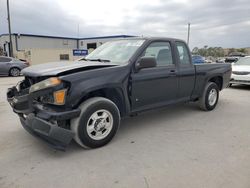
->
[0,33,78,40]
[0,33,135,40]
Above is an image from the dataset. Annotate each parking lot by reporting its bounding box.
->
[0,77,250,188]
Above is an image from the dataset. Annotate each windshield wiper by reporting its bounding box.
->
[86,58,111,62]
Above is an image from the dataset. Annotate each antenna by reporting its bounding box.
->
[187,23,191,46]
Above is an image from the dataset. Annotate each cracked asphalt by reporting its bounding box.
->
[0,77,250,188]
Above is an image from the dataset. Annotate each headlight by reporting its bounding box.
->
[53,89,67,105]
[29,77,62,93]
[39,89,67,105]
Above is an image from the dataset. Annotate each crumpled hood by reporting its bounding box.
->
[21,61,118,77]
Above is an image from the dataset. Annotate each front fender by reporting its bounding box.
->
[60,66,131,115]
[69,84,130,116]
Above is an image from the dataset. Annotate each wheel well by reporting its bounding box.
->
[209,76,223,90]
[9,67,20,74]
[78,88,126,117]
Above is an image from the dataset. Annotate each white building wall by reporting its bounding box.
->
[24,48,81,65]
[16,35,77,50]
[0,34,78,58]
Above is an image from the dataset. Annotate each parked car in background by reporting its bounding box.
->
[228,52,246,57]
[0,56,29,76]
[205,56,216,63]
[230,56,250,86]
[216,58,225,63]
[225,56,240,63]
[192,55,205,64]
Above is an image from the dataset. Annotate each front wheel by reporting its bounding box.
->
[71,97,120,149]
[199,82,219,111]
[9,68,20,77]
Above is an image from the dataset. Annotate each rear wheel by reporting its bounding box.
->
[9,68,20,77]
[71,97,120,149]
[199,82,219,111]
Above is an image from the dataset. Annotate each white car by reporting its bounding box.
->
[230,56,250,86]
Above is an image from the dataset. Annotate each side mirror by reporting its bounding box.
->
[135,57,157,72]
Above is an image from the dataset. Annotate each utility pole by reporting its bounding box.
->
[187,22,190,46]
[7,0,13,57]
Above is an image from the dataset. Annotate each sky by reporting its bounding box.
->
[0,0,250,49]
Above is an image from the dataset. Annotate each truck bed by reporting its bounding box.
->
[192,63,232,99]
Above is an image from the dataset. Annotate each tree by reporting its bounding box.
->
[237,48,247,54]
[228,48,235,56]
[216,47,225,57]
[191,46,225,58]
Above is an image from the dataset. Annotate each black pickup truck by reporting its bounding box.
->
[7,37,231,150]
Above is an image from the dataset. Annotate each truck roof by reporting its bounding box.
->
[116,36,186,43]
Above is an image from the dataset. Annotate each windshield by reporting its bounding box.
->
[235,57,250,65]
[85,39,145,64]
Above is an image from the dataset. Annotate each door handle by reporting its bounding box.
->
[169,69,176,76]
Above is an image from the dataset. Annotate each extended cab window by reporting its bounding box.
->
[176,41,191,64]
[142,42,173,66]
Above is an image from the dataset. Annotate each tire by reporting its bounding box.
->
[9,67,20,77]
[229,83,232,87]
[199,82,219,111]
[71,97,120,149]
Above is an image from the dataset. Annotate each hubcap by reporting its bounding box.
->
[11,68,19,76]
[86,109,113,140]
[208,88,217,106]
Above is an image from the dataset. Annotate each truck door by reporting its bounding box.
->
[131,41,178,111]
[175,41,196,100]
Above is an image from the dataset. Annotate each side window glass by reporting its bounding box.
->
[0,57,11,62]
[142,42,173,66]
[176,41,191,64]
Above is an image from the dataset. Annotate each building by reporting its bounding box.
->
[0,33,134,65]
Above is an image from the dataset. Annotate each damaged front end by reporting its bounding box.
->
[7,76,80,150]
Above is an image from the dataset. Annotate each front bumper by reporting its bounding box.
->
[19,113,75,150]
[7,86,80,151]
[230,74,250,85]
[230,79,250,85]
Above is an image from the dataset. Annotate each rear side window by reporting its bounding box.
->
[0,57,11,62]
[176,42,191,64]
[142,42,173,66]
